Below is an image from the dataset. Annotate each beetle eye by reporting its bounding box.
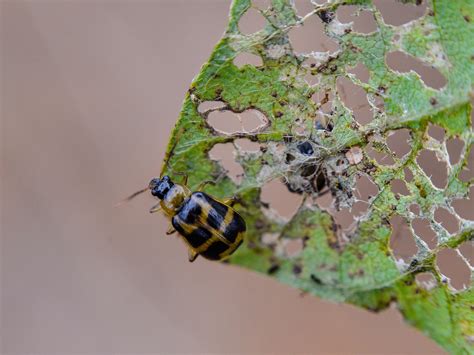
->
[151,177,174,199]
[149,178,160,189]
[151,186,165,199]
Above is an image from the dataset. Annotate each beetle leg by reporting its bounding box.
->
[188,249,199,262]
[166,224,176,235]
[223,196,239,207]
[149,203,162,214]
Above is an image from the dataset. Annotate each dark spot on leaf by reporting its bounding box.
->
[430,97,437,105]
[302,236,310,247]
[409,258,419,269]
[301,164,317,177]
[311,274,323,285]
[297,141,314,155]
[260,201,270,208]
[267,264,280,274]
[318,10,335,24]
[464,15,471,22]
[286,153,295,163]
[293,264,302,275]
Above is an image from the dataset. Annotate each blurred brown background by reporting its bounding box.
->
[1,1,446,353]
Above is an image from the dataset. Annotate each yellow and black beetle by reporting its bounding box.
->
[127,175,246,262]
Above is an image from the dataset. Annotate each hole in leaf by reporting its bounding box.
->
[459,148,474,182]
[391,179,410,196]
[332,207,355,231]
[252,0,271,10]
[374,0,428,26]
[305,72,320,86]
[365,142,395,166]
[309,0,328,5]
[452,186,474,220]
[198,101,226,113]
[293,0,314,17]
[234,52,263,68]
[412,218,437,249]
[458,242,473,265]
[234,138,260,152]
[390,215,418,263]
[239,7,266,34]
[209,143,243,184]
[372,94,385,113]
[345,146,363,165]
[261,178,303,219]
[284,238,304,257]
[348,62,370,84]
[337,77,372,125]
[351,200,369,217]
[436,248,471,290]
[404,167,414,182]
[304,58,321,86]
[434,207,460,234]
[446,137,464,165]
[312,89,334,114]
[409,204,420,216]
[336,6,377,34]
[386,51,447,90]
[387,129,411,159]
[315,191,334,210]
[289,15,339,53]
[354,174,379,201]
[207,109,268,134]
[416,149,448,188]
[427,124,445,142]
[415,272,436,289]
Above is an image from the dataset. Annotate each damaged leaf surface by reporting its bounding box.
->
[161,0,473,352]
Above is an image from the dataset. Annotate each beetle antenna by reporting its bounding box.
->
[114,186,149,207]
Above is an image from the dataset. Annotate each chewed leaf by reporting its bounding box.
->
[161,0,474,353]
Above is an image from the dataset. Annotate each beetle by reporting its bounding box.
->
[125,175,246,262]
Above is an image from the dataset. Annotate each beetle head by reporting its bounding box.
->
[149,175,174,199]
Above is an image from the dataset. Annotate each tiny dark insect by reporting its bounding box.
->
[318,10,335,24]
[297,141,314,156]
[124,175,246,262]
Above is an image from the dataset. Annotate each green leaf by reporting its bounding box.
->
[161,0,473,352]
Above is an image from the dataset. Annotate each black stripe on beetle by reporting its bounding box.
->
[223,213,246,243]
[177,197,202,225]
[200,240,230,260]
